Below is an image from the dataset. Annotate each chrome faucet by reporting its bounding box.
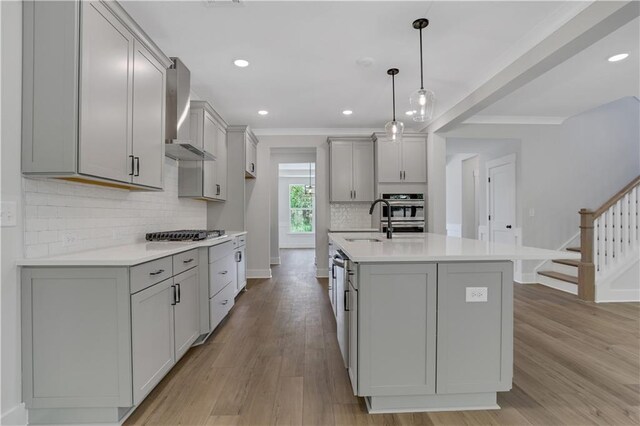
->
[369,199,393,239]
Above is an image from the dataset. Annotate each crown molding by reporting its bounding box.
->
[462,115,566,125]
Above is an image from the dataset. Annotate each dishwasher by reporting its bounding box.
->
[332,250,350,368]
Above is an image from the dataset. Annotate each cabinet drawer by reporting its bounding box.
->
[209,281,235,332]
[130,257,173,294]
[209,254,235,297]
[209,241,233,263]
[237,234,246,247]
[173,249,199,276]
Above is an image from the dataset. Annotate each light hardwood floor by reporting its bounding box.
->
[125,248,640,425]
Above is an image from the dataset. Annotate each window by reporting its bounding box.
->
[289,184,314,233]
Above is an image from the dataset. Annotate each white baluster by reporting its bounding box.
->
[594,217,601,274]
[622,193,630,251]
[614,200,622,262]
[606,208,614,270]
[632,187,638,249]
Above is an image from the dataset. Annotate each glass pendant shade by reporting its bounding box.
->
[385,120,404,142]
[409,88,435,122]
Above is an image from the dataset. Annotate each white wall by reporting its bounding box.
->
[1,2,27,423]
[246,135,329,278]
[444,96,640,276]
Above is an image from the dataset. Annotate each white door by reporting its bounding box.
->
[377,141,402,183]
[131,279,175,405]
[330,141,353,202]
[79,1,133,183]
[402,138,427,183]
[487,155,516,244]
[173,268,200,361]
[131,41,165,189]
[352,141,374,202]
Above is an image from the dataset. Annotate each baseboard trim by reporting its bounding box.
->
[247,269,272,279]
[270,257,281,265]
[1,403,27,426]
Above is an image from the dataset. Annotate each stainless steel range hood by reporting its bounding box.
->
[165,58,215,161]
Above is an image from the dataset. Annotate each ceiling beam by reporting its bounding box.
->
[426,1,639,133]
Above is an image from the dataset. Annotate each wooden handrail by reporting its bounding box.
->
[593,175,640,217]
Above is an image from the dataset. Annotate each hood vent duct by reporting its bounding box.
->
[165,58,215,161]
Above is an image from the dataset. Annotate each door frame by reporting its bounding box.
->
[485,153,516,243]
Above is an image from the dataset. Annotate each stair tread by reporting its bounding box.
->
[552,259,580,267]
[538,270,579,284]
[566,247,581,253]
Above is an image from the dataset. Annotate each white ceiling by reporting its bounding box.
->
[121,1,584,130]
[474,17,640,121]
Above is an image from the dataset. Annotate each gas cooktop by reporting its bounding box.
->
[145,230,226,242]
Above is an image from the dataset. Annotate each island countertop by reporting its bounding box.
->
[328,232,580,263]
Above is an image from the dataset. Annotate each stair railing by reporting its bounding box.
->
[579,175,640,301]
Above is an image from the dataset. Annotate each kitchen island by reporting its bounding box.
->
[328,232,579,414]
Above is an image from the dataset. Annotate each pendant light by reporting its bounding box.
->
[304,163,314,195]
[385,68,404,142]
[409,18,435,122]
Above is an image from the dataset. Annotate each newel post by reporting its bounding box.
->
[578,209,596,302]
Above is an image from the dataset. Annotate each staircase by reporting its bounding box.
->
[537,175,640,302]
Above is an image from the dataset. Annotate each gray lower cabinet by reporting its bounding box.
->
[22,1,170,190]
[131,278,175,405]
[21,250,203,423]
[436,262,513,394]
[357,263,437,397]
[349,260,514,412]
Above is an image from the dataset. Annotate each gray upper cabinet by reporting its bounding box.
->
[131,40,166,189]
[329,137,374,202]
[245,130,258,178]
[373,133,427,184]
[22,1,171,190]
[179,101,228,201]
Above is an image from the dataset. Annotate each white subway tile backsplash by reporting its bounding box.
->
[23,158,207,258]
[330,203,374,230]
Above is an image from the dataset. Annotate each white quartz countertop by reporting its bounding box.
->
[17,231,248,267]
[328,232,581,263]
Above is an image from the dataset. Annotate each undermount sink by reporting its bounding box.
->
[345,238,383,243]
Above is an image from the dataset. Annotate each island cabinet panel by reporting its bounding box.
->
[436,262,513,394]
[21,268,132,408]
[358,263,437,396]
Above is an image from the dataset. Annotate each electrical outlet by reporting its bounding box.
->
[466,287,488,302]
[0,201,17,227]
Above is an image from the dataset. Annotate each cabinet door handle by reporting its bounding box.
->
[344,289,350,312]
[216,184,221,195]
[129,155,135,176]
[149,269,165,276]
[134,157,140,177]
[331,264,336,279]
[251,162,255,173]
[400,170,402,180]
[176,283,181,303]
[220,270,228,275]
[171,285,177,306]
[354,190,356,199]
[221,299,229,305]
[183,258,194,264]
[506,225,512,229]
[239,251,242,262]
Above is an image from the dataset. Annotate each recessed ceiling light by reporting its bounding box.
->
[608,53,629,62]
[233,59,249,67]
[342,110,353,116]
[405,110,415,116]
[258,110,268,115]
